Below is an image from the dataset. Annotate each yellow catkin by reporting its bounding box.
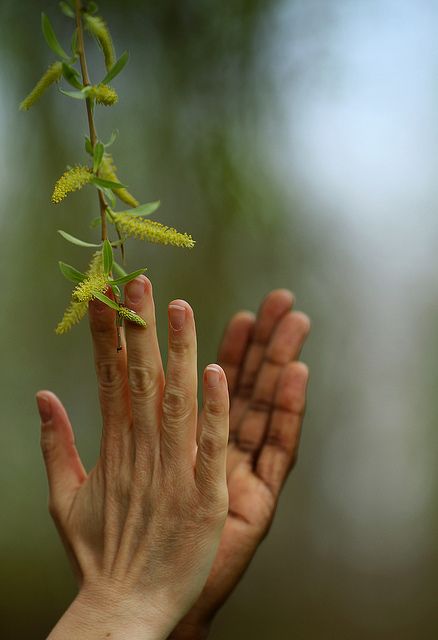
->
[55,252,103,334]
[89,84,118,106]
[19,61,63,111]
[113,213,195,249]
[100,154,139,208]
[73,271,108,303]
[52,165,93,204]
[84,15,115,70]
[117,306,147,327]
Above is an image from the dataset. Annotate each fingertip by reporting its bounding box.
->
[36,391,52,424]
[125,275,149,306]
[204,364,225,389]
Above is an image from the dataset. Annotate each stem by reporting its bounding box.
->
[74,0,107,241]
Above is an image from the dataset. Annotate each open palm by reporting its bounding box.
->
[170,290,310,639]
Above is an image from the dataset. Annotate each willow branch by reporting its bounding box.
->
[74,0,107,241]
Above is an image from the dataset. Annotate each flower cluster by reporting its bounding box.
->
[117,305,147,327]
[89,84,118,106]
[56,252,103,334]
[113,213,195,248]
[19,61,63,111]
[84,15,115,70]
[51,166,93,204]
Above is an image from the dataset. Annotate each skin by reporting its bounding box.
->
[169,289,310,639]
[36,280,310,639]
[36,277,230,639]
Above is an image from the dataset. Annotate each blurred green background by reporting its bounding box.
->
[1,0,438,637]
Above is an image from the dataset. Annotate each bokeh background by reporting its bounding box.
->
[1,0,437,637]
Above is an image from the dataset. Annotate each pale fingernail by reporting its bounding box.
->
[36,394,52,423]
[169,304,186,331]
[206,365,221,388]
[126,277,146,304]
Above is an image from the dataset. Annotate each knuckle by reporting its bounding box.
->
[205,397,228,418]
[96,360,125,393]
[169,337,190,356]
[128,364,161,396]
[200,430,226,459]
[162,388,193,422]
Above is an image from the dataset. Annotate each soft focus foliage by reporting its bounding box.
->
[2,0,438,638]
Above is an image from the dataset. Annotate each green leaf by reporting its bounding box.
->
[105,130,118,148]
[103,239,113,275]
[71,28,78,57]
[102,187,117,208]
[59,261,86,284]
[93,141,105,173]
[113,261,127,278]
[59,1,75,18]
[58,229,101,247]
[87,1,99,14]
[92,291,120,311]
[85,136,93,155]
[110,268,147,286]
[119,200,160,217]
[41,13,70,61]
[60,88,88,100]
[62,63,82,89]
[91,176,126,190]
[102,51,129,84]
[110,283,121,298]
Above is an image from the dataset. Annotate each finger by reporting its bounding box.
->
[235,312,310,457]
[37,391,86,517]
[196,365,229,497]
[124,276,165,440]
[217,311,255,396]
[255,361,309,497]
[230,289,294,437]
[161,300,198,458]
[89,292,131,433]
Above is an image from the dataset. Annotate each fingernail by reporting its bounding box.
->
[126,277,146,304]
[36,394,52,423]
[169,304,186,331]
[206,365,221,388]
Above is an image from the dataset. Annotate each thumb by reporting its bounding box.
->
[36,390,86,516]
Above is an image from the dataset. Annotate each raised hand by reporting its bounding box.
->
[36,277,230,640]
[170,290,310,639]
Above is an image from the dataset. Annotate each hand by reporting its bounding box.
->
[36,277,230,640]
[170,290,310,639]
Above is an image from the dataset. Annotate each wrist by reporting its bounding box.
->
[48,588,172,640]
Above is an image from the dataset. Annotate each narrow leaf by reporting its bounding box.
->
[113,261,127,278]
[102,187,116,208]
[110,283,121,297]
[62,63,82,89]
[59,2,75,18]
[105,130,118,148]
[119,200,160,217]
[60,88,88,100]
[87,1,99,14]
[102,51,129,84]
[85,136,93,155]
[93,141,105,173]
[92,290,120,310]
[58,229,101,247]
[71,28,78,56]
[59,261,86,284]
[110,268,147,286]
[41,13,70,61]
[91,176,126,190]
[103,239,113,275]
